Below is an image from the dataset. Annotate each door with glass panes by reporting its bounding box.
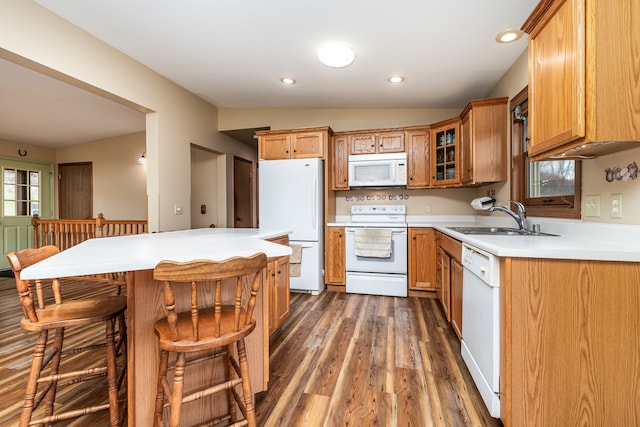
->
[1,158,53,270]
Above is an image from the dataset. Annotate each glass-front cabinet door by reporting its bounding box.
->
[431,118,460,186]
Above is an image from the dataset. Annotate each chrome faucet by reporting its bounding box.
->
[489,200,528,232]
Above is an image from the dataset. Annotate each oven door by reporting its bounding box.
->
[345,227,407,274]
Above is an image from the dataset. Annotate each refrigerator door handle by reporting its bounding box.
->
[312,174,317,230]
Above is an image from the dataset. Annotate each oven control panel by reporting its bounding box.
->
[350,204,406,215]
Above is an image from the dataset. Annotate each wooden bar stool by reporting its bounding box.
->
[6,245,128,427]
[153,253,267,427]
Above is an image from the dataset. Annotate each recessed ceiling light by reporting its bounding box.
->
[280,77,296,85]
[387,76,405,83]
[317,42,355,68]
[495,29,524,44]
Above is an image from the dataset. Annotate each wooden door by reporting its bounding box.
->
[325,227,345,285]
[450,258,463,339]
[1,159,53,270]
[58,163,92,219]
[332,136,349,190]
[527,0,585,156]
[292,132,324,158]
[406,129,430,188]
[233,156,254,228]
[408,228,436,291]
[275,256,290,327]
[377,131,405,153]
[259,134,290,160]
[349,134,376,155]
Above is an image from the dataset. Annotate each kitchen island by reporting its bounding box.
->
[20,227,292,427]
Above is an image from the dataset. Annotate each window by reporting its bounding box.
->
[3,167,41,217]
[511,87,581,219]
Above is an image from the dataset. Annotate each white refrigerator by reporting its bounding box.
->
[259,158,325,295]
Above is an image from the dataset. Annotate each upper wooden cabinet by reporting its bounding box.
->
[348,130,405,155]
[405,127,431,189]
[257,127,332,160]
[523,0,640,160]
[331,135,349,190]
[430,118,461,187]
[459,97,508,185]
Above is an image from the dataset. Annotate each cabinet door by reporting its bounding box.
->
[325,227,345,285]
[259,134,291,160]
[332,136,349,190]
[349,134,376,155]
[440,250,451,321]
[265,260,277,336]
[459,111,473,184]
[431,121,460,186]
[292,131,324,158]
[528,0,585,156]
[408,228,436,291]
[275,256,290,327]
[406,129,430,188]
[378,131,405,153]
[450,258,463,340]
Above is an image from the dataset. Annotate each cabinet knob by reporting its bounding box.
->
[339,233,343,238]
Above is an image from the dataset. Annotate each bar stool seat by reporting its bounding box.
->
[153,253,267,427]
[6,245,127,427]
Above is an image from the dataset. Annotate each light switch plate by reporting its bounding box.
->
[584,195,600,217]
[174,204,183,215]
[611,194,622,218]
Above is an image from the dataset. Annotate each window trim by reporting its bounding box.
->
[511,86,581,219]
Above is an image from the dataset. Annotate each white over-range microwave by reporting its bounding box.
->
[348,152,407,188]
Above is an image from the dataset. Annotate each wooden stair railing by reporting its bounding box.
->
[32,213,148,251]
[31,214,148,294]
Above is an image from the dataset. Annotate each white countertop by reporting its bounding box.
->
[329,214,640,262]
[20,228,293,280]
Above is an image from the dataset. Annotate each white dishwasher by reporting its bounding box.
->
[460,243,500,418]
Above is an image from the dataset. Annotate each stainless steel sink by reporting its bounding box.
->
[449,226,558,236]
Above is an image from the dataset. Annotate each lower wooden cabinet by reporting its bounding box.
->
[450,258,463,339]
[435,231,463,338]
[325,227,346,286]
[266,236,291,336]
[408,228,436,291]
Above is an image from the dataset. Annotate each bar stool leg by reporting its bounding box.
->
[237,338,256,427]
[170,353,186,427]
[104,319,120,426]
[20,331,48,427]
[43,328,64,419]
[225,344,237,423]
[154,350,169,427]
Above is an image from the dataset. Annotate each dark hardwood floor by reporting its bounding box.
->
[0,277,501,426]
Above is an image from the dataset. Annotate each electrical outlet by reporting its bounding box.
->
[611,194,623,218]
[424,204,432,213]
[584,195,601,217]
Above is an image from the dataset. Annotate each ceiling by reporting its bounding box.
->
[2,0,538,148]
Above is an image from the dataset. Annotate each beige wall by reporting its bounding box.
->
[0,139,55,163]
[1,1,255,232]
[55,132,147,219]
[218,108,461,132]
[190,146,221,229]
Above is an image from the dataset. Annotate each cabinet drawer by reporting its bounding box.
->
[440,233,462,261]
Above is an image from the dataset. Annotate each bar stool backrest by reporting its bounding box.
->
[153,253,267,342]
[6,245,61,323]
